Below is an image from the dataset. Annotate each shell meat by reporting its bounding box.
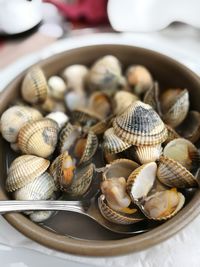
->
[6,155,50,192]
[48,76,67,100]
[21,66,48,104]
[0,105,42,143]
[113,101,168,145]
[157,156,198,188]
[18,118,59,158]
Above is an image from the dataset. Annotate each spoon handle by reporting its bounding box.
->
[0,200,89,214]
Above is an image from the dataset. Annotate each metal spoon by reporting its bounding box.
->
[0,195,153,235]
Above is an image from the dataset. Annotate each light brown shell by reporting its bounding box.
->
[104,152,121,164]
[143,82,161,115]
[98,194,144,225]
[72,107,102,125]
[113,91,139,116]
[0,105,42,143]
[21,66,48,104]
[113,101,167,145]
[6,155,50,192]
[162,89,189,128]
[48,76,67,100]
[164,124,180,145]
[157,156,198,188]
[18,118,59,158]
[133,144,162,164]
[103,127,131,154]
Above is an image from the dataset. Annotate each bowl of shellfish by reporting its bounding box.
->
[0,45,200,256]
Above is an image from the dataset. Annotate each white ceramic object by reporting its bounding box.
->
[108,0,200,32]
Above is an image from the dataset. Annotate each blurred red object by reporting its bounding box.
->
[44,0,109,25]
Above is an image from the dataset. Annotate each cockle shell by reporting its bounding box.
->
[0,105,42,143]
[48,76,67,100]
[88,91,112,119]
[112,91,139,116]
[62,64,88,92]
[59,123,82,153]
[21,66,48,104]
[49,151,76,191]
[87,55,123,93]
[164,124,180,145]
[143,81,161,115]
[46,111,69,130]
[72,107,102,125]
[133,144,162,164]
[18,118,59,158]
[103,127,131,154]
[176,110,200,143]
[14,172,56,200]
[113,101,167,145]
[163,138,200,172]
[143,189,185,221]
[65,163,94,197]
[126,65,153,95]
[89,116,112,135]
[127,162,157,201]
[103,158,139,181]
[157,156,198,188]
[161,89,189,128]
[98,194,144,225]
[6,155,50,192]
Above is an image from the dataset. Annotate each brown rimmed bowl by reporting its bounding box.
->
[0,45,200,256]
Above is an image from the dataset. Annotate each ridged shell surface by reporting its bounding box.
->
[113,91,139,116]
[133,144,162,164]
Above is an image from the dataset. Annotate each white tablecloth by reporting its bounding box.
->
[1,28,200,267]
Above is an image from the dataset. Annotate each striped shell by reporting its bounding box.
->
[98,194,144,225]
[89,117,111,135]
[113,101,167,145]
[127,162,157,201]
[103,127,131,154]
[49,151,75,191]
[21,66,48,104]
[142,189,185,221]
[157,156,198,188]
[143,81,161,115]
[14,172,56,200]
[0,105,42,143]
[6,155,50,192]
[18,118,59,158]
[162,89,189,128]
[113,91,139,116]
[72,107,102,125]
[133,144,162,164]
[164,124,180,145]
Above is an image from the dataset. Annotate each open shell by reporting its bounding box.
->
[143,81,161,115]
[103,127,131,154]
[0,105,42,143]
[161,89,189,128]
[72,107,102,126]
[18,118,58,158]
[21,66,48,104]
[113,101,167,145]
[157,156,198,188]
[6,155,50,192]
[98,194,144,225]
[133,144,162,164]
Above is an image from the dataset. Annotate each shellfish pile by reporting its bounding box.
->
[0,55,200,228]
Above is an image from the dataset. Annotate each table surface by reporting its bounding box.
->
[1,26,200,267]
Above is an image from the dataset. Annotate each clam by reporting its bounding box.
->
[88,91,112,119]
[142,188,185,220]
[59,123,82,153]
[46,111,69,130]
[112,91,139,116]
[14,172,56,200]
[176,110,200,143]
[48,75,67,100]
[21,66,48,104]
[126,65,153,95]
[64,91,87,112]
[143,82,161,115]
[157,156,198,188]
[98,194,143,225]
[18,118,59,158]
[164,124,180,145]
[65,163,94,197]
[6,155,50,192]
[113,101,168,145]
[127,162,157,201]
[49,151,76,191]
[62,64,88,92]
[161,88,189,128]
[0,105,42,143]
[133,144,162,164]
[87,55,123,93]
[89,116,112,135]
[103,127,131,154]
[72,107,102,126]
[163,138,200,172]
